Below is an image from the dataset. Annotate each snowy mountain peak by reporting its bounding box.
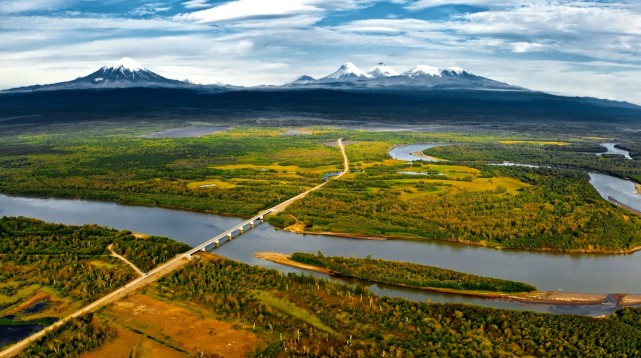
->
[367,62,399,78]
[403,65,469,78]
[446,66,465,74]
[322,62,373,81]
[104,57,146,72]
[403,65,443,77]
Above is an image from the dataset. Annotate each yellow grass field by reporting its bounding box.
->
[396,176,528,200]
[186,178,236,189]
[499,140,570,146]
[81,322,187,358]
[96,293,263,357]
[210,163,334,173]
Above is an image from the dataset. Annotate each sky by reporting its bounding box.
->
[1,0,640,103]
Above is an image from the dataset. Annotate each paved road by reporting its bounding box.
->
[108,244,145,277]
[0,138,349,358]
[0,255,187,358]
[273,138,348,212]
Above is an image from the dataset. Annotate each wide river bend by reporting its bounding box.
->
[2,144,641,316]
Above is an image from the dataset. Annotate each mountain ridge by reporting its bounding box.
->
[2,58,640,126]
[6,58,522,93]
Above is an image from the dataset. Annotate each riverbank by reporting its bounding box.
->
[636,183,641,195]
[254,252,334,275]
[285,223,641,254]
[284,224,388,241]
[254,252,641,307]
[608,196,641,218]
[409,150,446,162]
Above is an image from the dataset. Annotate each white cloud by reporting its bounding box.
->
[0,0,68,14]
[174,0,381,23]
[1,0,640,104]
[130,3,173,16]
[182,0,210,9]
[174,0,322,23]
[0,15,209,33]
[405,0,495,11]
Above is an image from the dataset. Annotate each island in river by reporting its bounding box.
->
[255,252,641,307]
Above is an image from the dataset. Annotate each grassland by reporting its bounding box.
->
[276,141,641,252]
[2,123,640,252]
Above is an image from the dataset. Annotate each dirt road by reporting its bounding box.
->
[108,244,145,277]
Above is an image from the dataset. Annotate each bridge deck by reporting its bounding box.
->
[186,208,275,256]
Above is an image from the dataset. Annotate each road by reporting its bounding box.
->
[0,138,349,358]
[0,255,187,358]
[108,244,145,277]
[272,138,348,212]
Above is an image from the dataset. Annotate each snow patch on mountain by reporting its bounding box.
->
[402,65,469,78]
[366,62,399,78]
[104,57,146,72]
[321,62,373,81]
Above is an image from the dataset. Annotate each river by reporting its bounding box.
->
[597,143,632,160]
[141,126,228,138]
[1,144,640,316]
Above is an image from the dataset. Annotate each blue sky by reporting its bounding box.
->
[1,0,640,103]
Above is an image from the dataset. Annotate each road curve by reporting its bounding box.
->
[108,244,145,277]
[272,138,348,212]
[0,138,349,358]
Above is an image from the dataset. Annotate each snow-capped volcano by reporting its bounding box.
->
[320,62,373,82]
[366,62,398,78]
[83,57,184,86]
[403,65,467,78]
[8,57,199,91]
[288,61,520,91]
[104,57,146,72]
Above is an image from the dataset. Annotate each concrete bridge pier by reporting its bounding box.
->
[214,238,220,248]
[258,215,264,222]
[239,225,244,234]
[227,233,233,241]
[249,220,255,228]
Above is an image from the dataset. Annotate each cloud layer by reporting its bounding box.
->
[1,0,640,103]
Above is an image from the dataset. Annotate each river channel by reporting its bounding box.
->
[1,144,640,316]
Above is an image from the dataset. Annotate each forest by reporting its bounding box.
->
[424,142,641,182]
[0,217,189,318]
[0,127,344,217]
[290,252,536,293]
[1,123,640,254]
[16,314,115,358]
[279,159,641,252]
[110,234,190,272]
[21,255,641,357]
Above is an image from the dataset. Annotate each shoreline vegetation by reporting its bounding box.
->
[254,252,641,307]
[636,183,641,195]
[409,150,446,162]
[282,224,641,254]
[2,126,641,254]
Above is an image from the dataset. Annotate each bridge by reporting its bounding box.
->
[186,208,276,257]
[0,138,348,358]
[185,138,349,258]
